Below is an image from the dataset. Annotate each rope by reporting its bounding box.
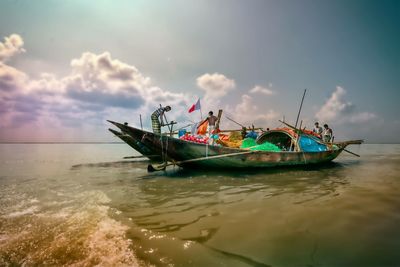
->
[159,133,165,163]
[302,151,307,164]
[165,134,169,163]
[160,134,169,164]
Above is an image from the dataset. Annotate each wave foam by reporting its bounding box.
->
[0,190,142,266]
[4,205,39,218]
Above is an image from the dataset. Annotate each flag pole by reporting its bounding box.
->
[198,98,203,120]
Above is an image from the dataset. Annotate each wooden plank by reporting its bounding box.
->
[215,109,223,130]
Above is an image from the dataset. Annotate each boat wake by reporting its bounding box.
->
[0,189,142,266]
[71,160,149,170]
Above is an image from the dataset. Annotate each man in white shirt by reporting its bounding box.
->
[313,122,323,137]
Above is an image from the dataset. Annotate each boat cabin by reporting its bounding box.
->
[256,128,328,152]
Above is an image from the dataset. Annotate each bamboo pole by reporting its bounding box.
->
[215,109,223,130]
[225,116,245,128]
[148,150,259,172]
[294,89,307,129]
[170,127,264,135]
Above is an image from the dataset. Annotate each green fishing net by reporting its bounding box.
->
[251,142,281,152]
[240,138,281,151]
[240,138,257,148]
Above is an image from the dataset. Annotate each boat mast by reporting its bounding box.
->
[294,89,307,129]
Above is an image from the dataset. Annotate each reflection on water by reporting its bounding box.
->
[1,144,400,266]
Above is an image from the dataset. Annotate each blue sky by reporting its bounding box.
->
[0,0,399,142]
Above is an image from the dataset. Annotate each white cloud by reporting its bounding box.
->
[315,86,377,124]
[0,34,25,62]
[70,52,150,88]
[348,112,377,123]
[315,86,353,121]
[249,85,275,95]
[64,52,191,113]
[223,94,279,129]
[0,35,192,141]
[196,73,235,101]
[0,63,29,94]
[64,52,146,109]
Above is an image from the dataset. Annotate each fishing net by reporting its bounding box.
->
[240,138,281,151]
[250,142,281,152]
[240,138,257,148]
[229,131,242,141]
[217,139,242,148]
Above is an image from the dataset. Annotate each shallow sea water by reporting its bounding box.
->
[0,143,399,266]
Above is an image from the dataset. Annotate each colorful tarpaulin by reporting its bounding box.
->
[197,120,208,135]
[298,135,327,152]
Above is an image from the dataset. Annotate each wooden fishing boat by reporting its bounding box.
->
[108,120,362,170]
[108,122,163,161]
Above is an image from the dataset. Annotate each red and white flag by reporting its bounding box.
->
[188,98,201,113]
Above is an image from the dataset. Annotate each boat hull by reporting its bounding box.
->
[108,125,163,162]
[109,121,345,169]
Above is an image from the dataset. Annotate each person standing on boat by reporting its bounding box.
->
[198,111,219,136]
[151,106,171,135]
[322,124,333,142]
[313,122,323,137]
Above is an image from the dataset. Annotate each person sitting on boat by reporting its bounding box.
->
[322,124,333,143]
[241,127,247,139]
[313,122,323,137]
[245,124,258,139]
[151,106,171,135]
[198,111,219,136]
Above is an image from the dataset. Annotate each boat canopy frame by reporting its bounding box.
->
[256,129,298,151]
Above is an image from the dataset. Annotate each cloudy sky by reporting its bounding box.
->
[0,0,399,143]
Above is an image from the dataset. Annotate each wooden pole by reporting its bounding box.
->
[159,104,172,134]
[148,150,259,172]
[139,114,143,130]
[279,119,300,132]
[344,149,360,157]
[170,127,262,135]
[333,140,364,145]
[295,89,307,129]
[163,113,173,135]
[215,109,223,130]
[293,120,303,152]
[225,116,245,128]
[123,155,156,159]
[196,98,202,120]
[169,127,263,135]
